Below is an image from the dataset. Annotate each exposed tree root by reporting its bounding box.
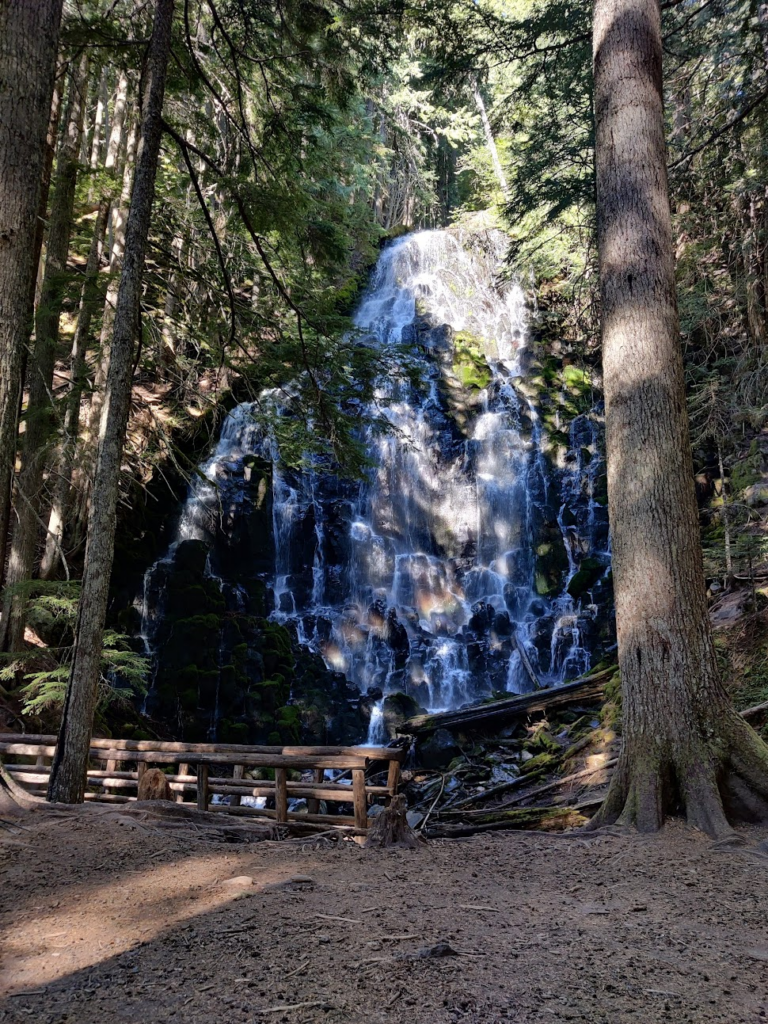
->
[586,711,768,839]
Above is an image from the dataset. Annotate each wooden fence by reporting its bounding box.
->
[0,734,407,830]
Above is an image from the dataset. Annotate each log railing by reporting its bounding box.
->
[0,735,406,830]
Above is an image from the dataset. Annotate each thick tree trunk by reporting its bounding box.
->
[0,0,64,590]
[41,71,133,580]
[591,0,768,836]
[48,0,175,806]
[0,55,88,652]
[0,75,63,588]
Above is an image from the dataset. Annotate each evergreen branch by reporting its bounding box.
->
[170,130,240,356]
[669,87,768,170]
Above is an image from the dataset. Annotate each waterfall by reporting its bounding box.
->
[137,227,611,738]
[267,229,609,713]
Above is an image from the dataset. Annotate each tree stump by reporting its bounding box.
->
[364,794,420,849]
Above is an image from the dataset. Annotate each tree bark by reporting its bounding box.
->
[86,117,139,450]
[48,0,175,806]
[591,0,768,836]
[41,71,133,580]
[0,73,63,589]
[0,0,64,590]
[0,54,88,652]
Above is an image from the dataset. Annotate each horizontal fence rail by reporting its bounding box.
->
[0,734,406,829]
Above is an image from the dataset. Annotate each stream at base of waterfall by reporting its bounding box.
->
[136,228,613,744]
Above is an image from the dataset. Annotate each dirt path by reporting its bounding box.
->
[0,808,766,1023]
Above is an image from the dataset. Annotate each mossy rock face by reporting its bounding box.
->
[382,691,426,738]
[452,332,492,391]
[731,440,765,495]
[566,557,605,599]
[534,526,569,596]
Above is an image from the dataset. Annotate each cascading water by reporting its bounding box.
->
[137,227,611,743]
[268,229,610,717]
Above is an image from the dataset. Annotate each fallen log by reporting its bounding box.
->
[511,630,543,691]
[402,668,614,735]
[441,758,619,818]
[423,797,604,838]
[742,700,768,721]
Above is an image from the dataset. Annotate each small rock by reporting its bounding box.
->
[406,810,424,829]
[285,874,314,885]
[317,934,331,944]
[221,876,253,888]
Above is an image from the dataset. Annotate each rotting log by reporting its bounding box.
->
[424,798,604,838]
[442,759,619,818]
[402,669,615,735]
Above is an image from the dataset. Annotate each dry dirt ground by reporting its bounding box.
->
[0,807,767,1024]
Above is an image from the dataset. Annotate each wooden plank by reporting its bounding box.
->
[212,784,367,803]
[0,735,406,760]
[230,764,244,808]
[196,764,209,811]
[209,777,387,795]
[352,768,367,829]
[275,768,288,823]
[96,751,368,769]
[209,804,359,826]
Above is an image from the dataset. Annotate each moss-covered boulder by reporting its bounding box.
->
[567,557,605,599]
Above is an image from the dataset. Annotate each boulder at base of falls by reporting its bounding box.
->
[417,728,462,769]
[382,692,426,739]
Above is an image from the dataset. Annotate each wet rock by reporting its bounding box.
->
[382,692,426,738]
[417,728,461,769]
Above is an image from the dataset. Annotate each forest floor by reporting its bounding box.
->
[0,806,766,1024]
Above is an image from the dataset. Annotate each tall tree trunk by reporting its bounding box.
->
[86,117,139,450]
[0,55,88,652]
[48,0,175,806]
[41,71,133,580]
[590,0,768,836]
[0,74,64,587]
[0,0,64,590]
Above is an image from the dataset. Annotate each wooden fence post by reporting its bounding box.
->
[230,764,244,808]
[177,762,188,803]
[352,768,367,829]
[275,768,288,822]
[307,767,323,814]
[196,764,209,811]
[386,759,400,802]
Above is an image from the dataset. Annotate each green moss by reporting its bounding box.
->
[452,331,492,391]
[563,364,589,391]
[731,442,764,495]
[567,557,604,599]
